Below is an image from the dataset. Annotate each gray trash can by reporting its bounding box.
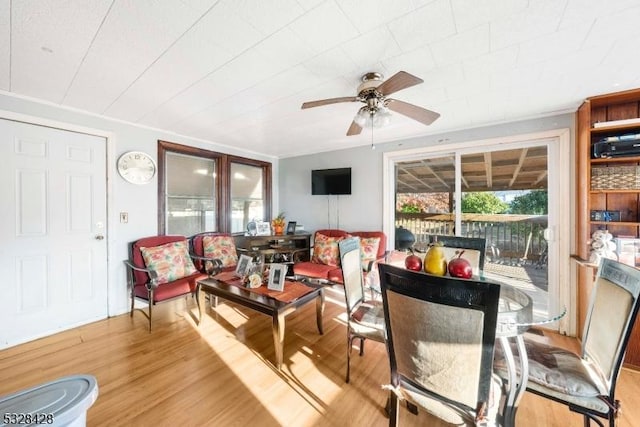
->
[0,374,98,427]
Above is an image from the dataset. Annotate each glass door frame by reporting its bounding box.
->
[383,128,573,334]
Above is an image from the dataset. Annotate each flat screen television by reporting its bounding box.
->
[311,167,351,195]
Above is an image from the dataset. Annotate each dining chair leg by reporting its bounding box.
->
[406,401,418,415]
[359,337,365,356]
[346,333,353,383]
[388,392,399,427]
[582,413,605,427]
[583,414,596,427]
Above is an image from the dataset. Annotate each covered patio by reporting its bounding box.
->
[393,146,551,317]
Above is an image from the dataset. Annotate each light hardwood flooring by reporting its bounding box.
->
[1,286,639,426]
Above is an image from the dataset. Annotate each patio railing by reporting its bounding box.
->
[395,212,548,264]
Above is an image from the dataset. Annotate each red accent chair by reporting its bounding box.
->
[293,229,387,285]
[188,232,250,274]
[124,235,204,331]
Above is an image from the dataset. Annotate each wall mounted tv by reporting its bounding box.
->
[311,167,352,195]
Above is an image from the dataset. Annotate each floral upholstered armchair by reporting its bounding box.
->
[124,235,205,331]
[188,231,256,275]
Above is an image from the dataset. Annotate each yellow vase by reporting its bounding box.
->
[424,244,447,276]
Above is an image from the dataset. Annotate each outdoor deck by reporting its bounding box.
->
[396,213,550,318]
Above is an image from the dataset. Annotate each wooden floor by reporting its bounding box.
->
[1,286,639,427]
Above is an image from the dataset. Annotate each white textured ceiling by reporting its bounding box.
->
[1,0,640,158]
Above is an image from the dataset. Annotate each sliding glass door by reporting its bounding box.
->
[395,154,455,248]
[386,131,570,333]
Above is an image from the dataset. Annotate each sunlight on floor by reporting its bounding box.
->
[189,291,348,426]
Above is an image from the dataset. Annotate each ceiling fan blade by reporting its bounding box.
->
[376,71,423,97]
[387,99,440,126]
[346,120,363,136]
[301,96,358,109]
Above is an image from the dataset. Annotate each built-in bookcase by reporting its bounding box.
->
[577,88,640,369]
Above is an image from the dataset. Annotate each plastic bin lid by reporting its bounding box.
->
[0,374,98,425]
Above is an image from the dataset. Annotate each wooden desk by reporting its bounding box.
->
[234,233,311,264]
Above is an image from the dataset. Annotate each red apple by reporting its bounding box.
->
[447,250,473,279]
[404,253,423,271]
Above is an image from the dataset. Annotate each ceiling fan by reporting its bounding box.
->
[301,71,440,136]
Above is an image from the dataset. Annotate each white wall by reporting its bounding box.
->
[279,114,575,238]
[0,92,278,317]
[0,89,577,319]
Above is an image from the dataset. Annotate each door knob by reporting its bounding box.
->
[95,235,105,240]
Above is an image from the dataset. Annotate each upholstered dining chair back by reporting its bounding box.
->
[340,237,366,313]
[429,235,487,274]
[583,258,640,388]
[378,264,501,425]
[338,237,386,383]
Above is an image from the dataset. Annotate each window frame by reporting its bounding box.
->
[157,140,272,235]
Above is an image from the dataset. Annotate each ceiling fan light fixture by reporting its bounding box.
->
[353,106,392,129]
[373,106,392,127]
[353,108,369,127]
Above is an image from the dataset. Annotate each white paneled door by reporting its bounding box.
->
[0,119,108,348]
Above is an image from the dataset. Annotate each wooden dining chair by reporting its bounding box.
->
[494,258,640,427]
[338,237,386,383]
[378,263,502,426]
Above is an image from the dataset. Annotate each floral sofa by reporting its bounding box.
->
[292,229,387,285]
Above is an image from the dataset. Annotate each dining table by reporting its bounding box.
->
[494,281,566,426]
[367,255,566,427]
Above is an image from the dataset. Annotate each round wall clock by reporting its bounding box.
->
[117,151,156,184]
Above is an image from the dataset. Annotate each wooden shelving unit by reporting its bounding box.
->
[577,88,640,369]
[234,233,311,263]
[591,156,640,164]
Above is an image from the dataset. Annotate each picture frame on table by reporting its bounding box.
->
[246,221,257,236]
[267,263,287,291]
[255,221,271,236]
[286,221,297,235]
[235,254,253,277]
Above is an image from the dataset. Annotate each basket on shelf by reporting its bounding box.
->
[591,165,640,190]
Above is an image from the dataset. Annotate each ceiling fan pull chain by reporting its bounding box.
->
[371,112,376,150]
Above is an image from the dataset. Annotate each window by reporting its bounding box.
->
[230,162,265,233]
[158,141,271,235]
[165,152,217,236]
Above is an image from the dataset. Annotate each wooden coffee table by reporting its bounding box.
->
[197,275,325,370]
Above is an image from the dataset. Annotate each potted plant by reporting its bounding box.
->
[272,212,286,235]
